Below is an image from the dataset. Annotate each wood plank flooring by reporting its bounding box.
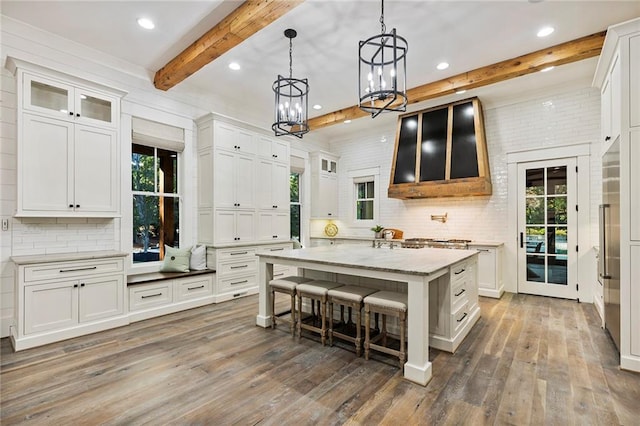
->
[1,293,639,425]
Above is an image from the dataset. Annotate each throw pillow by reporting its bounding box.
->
[190,245,208,270]
[160,245,191,273]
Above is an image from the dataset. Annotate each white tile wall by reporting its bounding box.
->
[326,87,602,259]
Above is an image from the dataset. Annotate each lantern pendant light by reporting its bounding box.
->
[358,0,408,118]
[272,28,309,138]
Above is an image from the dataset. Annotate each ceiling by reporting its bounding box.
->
[2,1,639,139]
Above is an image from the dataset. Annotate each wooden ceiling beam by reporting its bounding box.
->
[308,31,606,130]
[154,0,304,91]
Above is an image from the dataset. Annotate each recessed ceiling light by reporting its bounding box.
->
[313,104,322,110]
[537,26,555,37]
[137,18,155,30]
[436,62,449,70]
[228,62,241,71]
[344,120,352,124]
[540,66,555,72]
[456,89,467,95]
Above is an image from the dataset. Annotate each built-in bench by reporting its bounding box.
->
[127,269,216,322]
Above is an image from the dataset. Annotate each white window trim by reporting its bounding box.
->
[347,167,380,228]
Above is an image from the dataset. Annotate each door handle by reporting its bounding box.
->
[520,232,524,248]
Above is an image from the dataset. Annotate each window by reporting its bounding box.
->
[290,172,301,242]
[348,167,380,227]
[132,144,180,263]
[356,180,374,220]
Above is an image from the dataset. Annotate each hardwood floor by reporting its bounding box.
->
[1,293,639,425]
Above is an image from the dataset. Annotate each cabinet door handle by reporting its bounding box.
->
[75,204,80,208]
[605,136,611,141]
[328,213,332,216]
[69,204,74,208]
[230,251,248,255]
[60,266,97,273]
[454,268,465,275]
[272,235,278,239]
[230,280,248,285]
[187,285,205,291]
[457,312,468,323]
[142,293,163,299]
[477,249,490,252]
[76,113,80,117]
[520,232,524,248]
[80,283,85,287]
[455,288,466,297]
[73,284,78,288]
[270,248,284,251]
[230,265,248,269]
[69,111,74,116]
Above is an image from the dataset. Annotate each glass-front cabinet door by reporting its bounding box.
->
[24,74,74,119]
[23,73,117,128]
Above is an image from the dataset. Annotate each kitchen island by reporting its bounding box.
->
[256,245,480,386]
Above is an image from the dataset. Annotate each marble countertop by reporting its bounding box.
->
[11,250,128,265]
[256,245,477,276]
[311,236,504,247]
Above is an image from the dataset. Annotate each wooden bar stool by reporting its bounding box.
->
[296,280,342,345]
[327,285,377,356]
[269,276,315,336]
[364,291,408,368]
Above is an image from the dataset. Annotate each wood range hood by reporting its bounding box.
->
[388,97,491,199]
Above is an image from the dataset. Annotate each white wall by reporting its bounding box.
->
[325,87,602,297]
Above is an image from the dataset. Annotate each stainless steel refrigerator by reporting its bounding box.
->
[599,139,621,351]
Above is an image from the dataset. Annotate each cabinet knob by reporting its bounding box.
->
[76,113,80,117]
[73,284,78,288]
[80,283,85,287]
[69,204,74,208]
[75,204,80,208]
[69,111,74,116]
[605,136,611,141]
[328,213,332,216]
[273,235,277,238]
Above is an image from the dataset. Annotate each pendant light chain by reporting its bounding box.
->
[289,36,293,79]
[380,0,386,34]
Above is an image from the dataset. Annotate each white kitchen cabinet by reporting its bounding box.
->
[257,135,289,164]
[593,18,640,373]
[468,243,504,298]
[428,256,480,353]
[11,252,128,351]
[310,151,339,219]
[128,272,215,322]
[256,160,289,210]
[197,114,290,246]
[214,209,255,245]
[257,211,290,242]
[214,149,255,209]
[23,72,119,129]
[600,53,621,148]
[7,58,124,217]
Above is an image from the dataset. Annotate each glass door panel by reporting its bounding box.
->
[518,159,577,299]
[75,89,115,126]
[25,74,73,118]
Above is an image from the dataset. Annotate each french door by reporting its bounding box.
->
[517,158,578,299]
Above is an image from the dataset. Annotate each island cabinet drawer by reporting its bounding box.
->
[24,258,124,283]
[451,301,470,336]
[218,258,258,277]
[451,279,468,312]
[129,282,173,311]
[217,274,257,294]
[451,260,470,285]
[175,276,213,302]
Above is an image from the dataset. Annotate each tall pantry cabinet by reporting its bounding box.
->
[593,18,640,373]
[6,58,126,217]
[196,114,291,246]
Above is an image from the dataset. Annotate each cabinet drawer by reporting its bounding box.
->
[129,282,173,311]
[218,258,258,276]
[451,261,470,284]
[452,302,470,336]
[217,248,257,262]
[175,276,213,302]
[217,274,257,294]
[24,258,124,283]
[451,279,468,312]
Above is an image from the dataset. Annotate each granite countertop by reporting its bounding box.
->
[256,245,477,276]
[11,250,128,265]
